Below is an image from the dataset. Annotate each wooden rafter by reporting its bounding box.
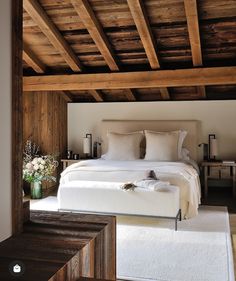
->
[125,89,136,101]
[61,91,73,102]
[71,0,136,102]
[71,0,118,72]
[127,0,170,100]
[23,0,83,72]
[23,43,46,73]
[23,66,236,92]
[127,0,159,69]
[90,90,104,102]
[184,0,206,98]
[160,88,171,100]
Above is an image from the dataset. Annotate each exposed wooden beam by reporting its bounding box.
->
[197,86,206,99]
[184,0,206,98]
[61,91,73,102]
[23,66,236,92]
[127,0,160,69]
[127,0,170,100]
[23,0,83,72]
[23,43,46,73]
[184,0,202,66]
[125,89,136,101]
[90,90,104,102]
[160,88,171,100]
[71,0,136,101]
[71,0,119,71]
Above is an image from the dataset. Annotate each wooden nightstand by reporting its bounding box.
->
[61,159,88,170]
[201,161,236,198]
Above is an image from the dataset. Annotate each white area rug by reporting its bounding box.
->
[30,197,234,281]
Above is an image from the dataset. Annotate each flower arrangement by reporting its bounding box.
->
[23,155,58,184]
[23,140,58,184]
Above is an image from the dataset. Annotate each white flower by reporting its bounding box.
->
[39,164,44,170]
[33,164,39,170]
[40,159,46,165]
[26,163,33,169]
[32,158,38,165]
[37,157,43,163]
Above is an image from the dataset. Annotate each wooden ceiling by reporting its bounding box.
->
[23,0,236,102]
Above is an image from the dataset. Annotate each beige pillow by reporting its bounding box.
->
[144,130,181,161]
[103,132,144,160]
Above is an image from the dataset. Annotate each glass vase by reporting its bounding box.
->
[30,181,42,199]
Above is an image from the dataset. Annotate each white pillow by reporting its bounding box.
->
[144,130,187,161]
[103,132,143,160]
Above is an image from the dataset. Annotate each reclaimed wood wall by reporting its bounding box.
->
[23,91,67,192]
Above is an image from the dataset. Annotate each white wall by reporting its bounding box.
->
[0,0,12,241]
[68,100,236,161]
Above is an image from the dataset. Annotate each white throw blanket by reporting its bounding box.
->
[60,159,201,218]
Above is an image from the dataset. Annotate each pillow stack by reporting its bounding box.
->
[102,130,187,161]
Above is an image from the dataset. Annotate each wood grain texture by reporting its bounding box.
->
[127,0,160,69]
[71,0,119,71]
[23,91,68,192]
[12,0,23,235]
[184,0,206,99]
[23,66,236,91]
[23,42,46,73]
[90,90,104,102]
[23,0,83,72]
[0,211,116,280]
[184,0,203,66]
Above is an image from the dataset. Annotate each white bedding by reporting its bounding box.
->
[58,159,201,218]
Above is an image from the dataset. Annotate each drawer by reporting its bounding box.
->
[209,166,231,179]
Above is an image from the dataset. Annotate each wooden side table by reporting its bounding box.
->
[61,159,85,170]
[201,161,236,198]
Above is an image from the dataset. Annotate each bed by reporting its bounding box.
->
[58,120,201,219]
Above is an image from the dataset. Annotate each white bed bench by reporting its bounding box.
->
[58,182,181,230]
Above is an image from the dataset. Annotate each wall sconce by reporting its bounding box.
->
[83,133,92,158]
[208,134,218,161]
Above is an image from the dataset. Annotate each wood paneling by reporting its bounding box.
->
[0,210,116,280]
[23,91,68,191]
[23,66,236,91]
[12,0,23,235]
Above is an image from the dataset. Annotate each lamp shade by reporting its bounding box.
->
[83,137,91,154]
[210,138,218,157]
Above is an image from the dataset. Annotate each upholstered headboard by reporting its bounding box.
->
[101,120,201,162]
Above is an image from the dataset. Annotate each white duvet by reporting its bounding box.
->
[59,159,201,218]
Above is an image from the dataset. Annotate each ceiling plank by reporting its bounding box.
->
[23,43,46,73]
[90,90,104,102]
[71,0,119,72]
[127,0,160,69]
[127,0,170,100]
[23,0,83,72]
[23,66,236,92]
[184,0,206,98]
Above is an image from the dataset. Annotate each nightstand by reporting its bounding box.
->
[61,159,88,170]
[201,161,236,198]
